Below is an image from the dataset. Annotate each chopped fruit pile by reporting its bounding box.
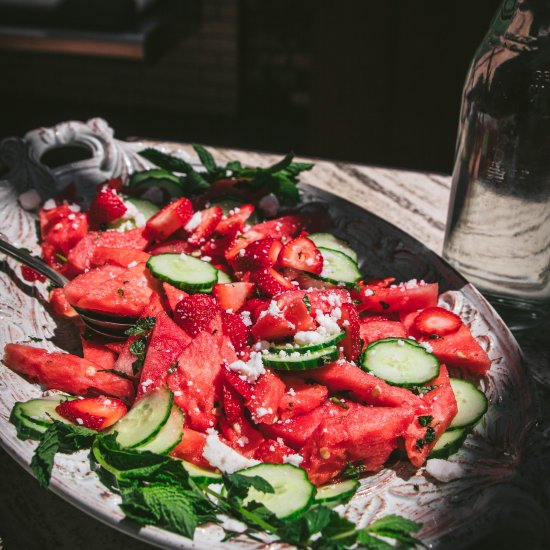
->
[5,149,491,494]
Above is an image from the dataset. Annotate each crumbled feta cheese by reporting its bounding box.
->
[227,351,266,383]
[76,418,84,425]
[420,341,433,353]
[85,366,96,376]
[327,292,342,307]
[236,436,249,448]
[240,310,252,327]
[174,390,182,397]
[255,407,273,418]
[288,387,296,396]
[258,300,283,321]
[42,198,57,210]
[202,429,260,473]
[283,454,304,467]
[364,288,374,296]
[184,211,202,232]
[187,380,194,387]
[68,203,81,212]
[67,213,76,220]
[202,256,212,262]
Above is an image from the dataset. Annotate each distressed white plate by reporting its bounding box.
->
[0,144,538,549]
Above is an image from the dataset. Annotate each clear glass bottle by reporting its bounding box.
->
[443,0,550,330]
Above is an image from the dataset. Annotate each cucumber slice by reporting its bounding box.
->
[430,428,467,459]
[125,197,160,221]
[309,233,358,263]
[147,253,218,292]
[10,396,72,440]
[314,247,361,288]
[262,345,339,371]
[449,378,488,429]
[108,386,173,448]
[360,337,440,387]
[135,404,184,454]
[269,331,345,354]
[239,463,315,519]
[129,168,185,197]
[180,460,222,484]
[314,479,359,504]
[216,269,233,284]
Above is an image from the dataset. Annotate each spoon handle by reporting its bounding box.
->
[0,234,69,288]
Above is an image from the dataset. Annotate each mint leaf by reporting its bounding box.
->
[321,510,357,545]
[356,531,394,549]
[192,144,218,174]
[120,483,197,538]
[341,461,366,480]
[417,415,433,427]
[124,316,156,336]
[368,513,422,534]
[222,472,274,502]
[31,421,96,487]
[139,148,195,174]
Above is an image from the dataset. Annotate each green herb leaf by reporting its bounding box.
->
[415,426,437,450]
[302,294,312,312]
[222,472,274,502]
[31,421,96,487]
[417,415,433,427]
[139,148,195,174]
[356,531,394,549]
[341,461,366,480]
[193,144,218,174]
[367,514,422,534]
[124,316,156,336]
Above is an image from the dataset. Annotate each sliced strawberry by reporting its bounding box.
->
[232,237,283,272]
[239,298,270,323]
[187,206,223,246]
[148,239,194,256]
[253,267,295,297]
[251,309,296,341]
[251,215,308,241]
[413,306,462,337]
[275,291,316,331]
[224,229,264,262]
[279,236,323,275]
[174,294,219,337]
[175,197,193,227]
[21,265,46,283]
[213,282,256,312]
[338,302,362,361]
[222,311,250,351]
[88,185,127,228]
[215,204,255,235]
[144,198,192,242]
[55,396,127,431]
[253,439,296,463]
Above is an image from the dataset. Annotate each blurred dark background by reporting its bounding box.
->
[0,0,501,174]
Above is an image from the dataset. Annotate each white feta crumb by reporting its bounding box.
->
[283,454,304,467]
[42,198,57,210]
[288,387,296,396]
[420,341,433,353]
[227,351,266,383]
[76,418,84,425]
[174,390,182,397]
[240,310,252,327]
[184,211,202,232]
[226,308,234,314]
[255,407,273,418]
[202,429,260,473]
[364,288,374,296]
[202,256,212,262]
[187,380,194,387]
[236,436,249,448]
[85,366,96,376]
[127,260,138,268]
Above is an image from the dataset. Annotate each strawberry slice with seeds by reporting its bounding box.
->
[252,267,295,297]
[338,302,362,361]
[174,294,219,337]
[215,204,255,235]
[21,265,46,283]
[222,311,251,351]
[55,397,127,431]
[279,236,323,275]
[413,306,462,336]
[187,206,223,246]
[232,237,283,272]
[87,185,127,228]
[175,197,194,227]
[213,281,256,312]
[239,297,270,323]
[145,197,194,242]
[224,229,264,262]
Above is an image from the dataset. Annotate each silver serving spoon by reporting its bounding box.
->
[0,234,137,339]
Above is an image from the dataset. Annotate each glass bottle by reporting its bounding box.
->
[443,0,550,330]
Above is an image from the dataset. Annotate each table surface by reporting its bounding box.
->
[0,143,548,550]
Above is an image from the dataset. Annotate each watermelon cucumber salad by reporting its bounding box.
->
[4,146,491,548]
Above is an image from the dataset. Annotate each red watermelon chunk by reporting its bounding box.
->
[277,376,328,421]
[64,263,156,317]
[403,311,491,375]
[81,337,117,371]
[168,315,237,432]
[91,246,150,269]
[223,366,254,401]
[137,311,191,398]
[67,229,148,274]
[301,402,414,485]
[305,289,352,316]
[259,401,342,450]
[162,282,188,314]
[246,368,286,425]
[170,428,214,470]
[42,212,89,256]
[3,344,134,401]
[148,239,194,256]
[305,359,425,410]
[359,316,408,345]
[356,280,438,314]
[253,439,296,463]
[49,288,79,320]
[404,365,458,467]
